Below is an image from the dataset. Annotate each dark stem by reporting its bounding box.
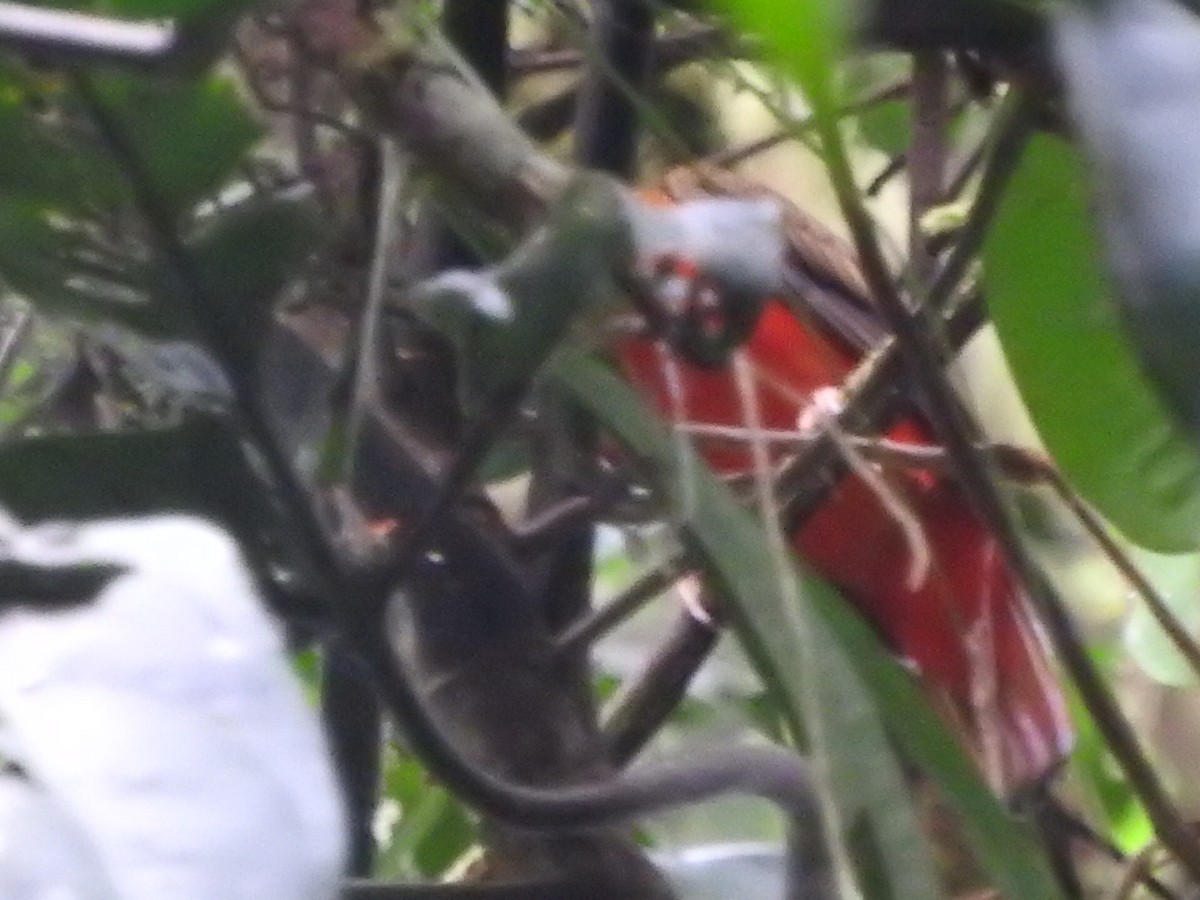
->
[553,558,687,659]
[908,51,949,285]
[572,0,654,175]
[322,647,383,876]
[72,73,350,595]
[604,607,722,766]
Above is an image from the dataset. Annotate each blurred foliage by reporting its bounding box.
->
[550,350,1059,899]
[4,0,1200,896]
[375,745,476,881]
[984,135,1200,553]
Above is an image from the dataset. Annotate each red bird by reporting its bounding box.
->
[615,167,1072,796]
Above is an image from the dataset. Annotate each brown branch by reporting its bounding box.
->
[331,18,569,241]
[708,77,910,170]
[908,51,950,285]
[553,558,688,659]
[603,604,722,766]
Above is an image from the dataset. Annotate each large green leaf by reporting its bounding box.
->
[983,135,1200,552]
[0,419,251,522]
[91,73,261,217]
[0,200,188,336]
[0,60,263,337]
[0,69,126,211]
[548,349,1064,900]
[185,192,325,376]
[718,0,845,112]
[1054,0,1200,454]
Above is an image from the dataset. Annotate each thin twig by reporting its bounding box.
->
[553,557,688,658]
[908,51,949,286]
[865,151,905,197]
[708,77,909,169]
[1110,842,1168,900]
[943,128,989,204]
[233,39,367,140]
[732,350,862,900]
[776,286,986,529]
[604,604,722,766]
[344,138,404,518]
[840,437,1200,685]
[996,449,1200,686]
[925,95,1033,316]
[509,23,736,75]
[1038,797,1177,900]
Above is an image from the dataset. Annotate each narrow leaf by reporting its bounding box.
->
[91,73,260,216]
[548,349,1064,900]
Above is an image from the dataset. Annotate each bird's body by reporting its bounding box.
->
[617,168,1072,794]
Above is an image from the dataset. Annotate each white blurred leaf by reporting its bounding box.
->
[0,757,119,900]
[0,515,347,900]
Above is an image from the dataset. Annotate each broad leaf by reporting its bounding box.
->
[186,193,325,376]
[0,200,187,337]
[0,59,264,339]
[0,420,255,524]
[984,135,1200,552]
[548,349,1064,900]
[719,0,846,113]
[90,74,260,217]
[858,100,909,157]
[0,67,126,211]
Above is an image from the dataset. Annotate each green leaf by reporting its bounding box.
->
[858,100,909,157]
[717,0,846,111]
[1064,650,1153,854]
[377,746,473,880]
[548,349,1064,900]
[91,73,260,216]
[1054,0,1200,451]
[0,200,187,336]
[983,135,1200,552]
[0,72,126,211]
[185,192,324,374]
[0,418,250,522]
[103,0,251,19]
